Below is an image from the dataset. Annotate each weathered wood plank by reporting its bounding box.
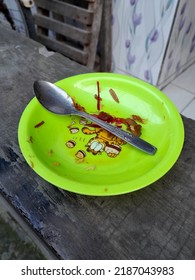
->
[37,6,49,36]
[86,0,103,69]
[33,0,103,69]
[34,14,91,44]
[34,0,94,25]
[35,34,88,64]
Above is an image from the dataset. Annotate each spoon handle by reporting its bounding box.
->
[77,111,157,155]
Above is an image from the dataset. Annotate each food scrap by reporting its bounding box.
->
[125,118,142,137]
[48,149,54,156]
[94,81,102,111]
[86,165,96,171]
[109,88,120,103]
[52,161,60,166]
[132,114,145,124]
[29,160,34,169]
[90,111,142,137]
[27,136,33,143]
[72,98,85,112]
[34,120,45,128]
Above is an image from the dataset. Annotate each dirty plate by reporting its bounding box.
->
[18,73,184,196]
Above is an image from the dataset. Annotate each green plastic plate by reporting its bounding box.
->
[18,73,184,196]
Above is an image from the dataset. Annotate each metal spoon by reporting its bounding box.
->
[33,80,157,155]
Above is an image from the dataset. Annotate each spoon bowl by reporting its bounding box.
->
[34,80,76,115]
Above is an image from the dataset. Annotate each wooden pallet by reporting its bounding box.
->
[33,0,111,70]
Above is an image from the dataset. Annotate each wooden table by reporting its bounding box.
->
[0,25,195,260]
